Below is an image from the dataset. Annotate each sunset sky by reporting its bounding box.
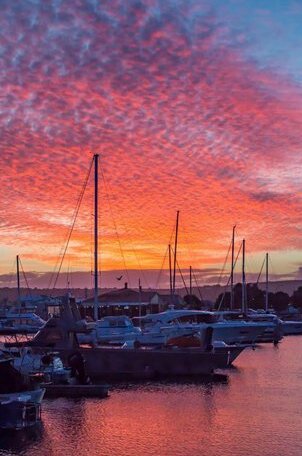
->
[1,0,302,289]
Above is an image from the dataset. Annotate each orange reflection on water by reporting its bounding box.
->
[30,338,302,456]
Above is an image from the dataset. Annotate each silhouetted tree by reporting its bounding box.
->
[215,283,244,310]
[233,283,243,309]
[246,284,265,310]
[291,286,302,309]
[184,294,202,310]
[270,291,290,312]
[215,292,231,310]
[215,283,270,311]
[216,283,291,313]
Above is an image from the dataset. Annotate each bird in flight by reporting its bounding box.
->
[116,275,123,281]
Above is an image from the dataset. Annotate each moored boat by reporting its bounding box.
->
[135,309,267,345]
[215,310,283,344]
[7,156,247,380]
[0,356,45,430]
[77,315,141,345]
[281,320,302,335]
[21,299,246,379]
[0,307,45,334]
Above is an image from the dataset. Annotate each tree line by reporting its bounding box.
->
[184,283,302,313]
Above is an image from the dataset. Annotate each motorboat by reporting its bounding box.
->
[0,307,46,334]
[258,311,302,336]
[132,316,201,345]
[77,315,142,344]
[245,310,283,342]
[10,348,71,384]
[2,346,109,398]
[281,319,302,335]
[0,355,45,430]
[15,299,248,378]
[135,309,269,345]
[215,310,283,343]
[77,315,199,347]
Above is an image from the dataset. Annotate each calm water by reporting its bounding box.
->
[1,337,302,456]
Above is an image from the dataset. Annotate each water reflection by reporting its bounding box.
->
[1,339,302,456]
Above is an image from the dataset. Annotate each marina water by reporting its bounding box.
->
[0,336,301,456]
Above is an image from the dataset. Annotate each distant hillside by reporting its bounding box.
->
[0,287,111,304]
[1,280,302,305]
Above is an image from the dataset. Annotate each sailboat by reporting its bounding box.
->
[218,243,284,343]
[150,229,275,346]
[6,154,250,377]
[245,253,302,336]
[0,256,46,334]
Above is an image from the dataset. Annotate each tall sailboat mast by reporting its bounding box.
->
[172,210,180,301]
[241,239,246,314]
[16,255,21,305]
[168,244,173,301]
[93,153,99,321]
[265,252,269,312]
[230,225,236,310]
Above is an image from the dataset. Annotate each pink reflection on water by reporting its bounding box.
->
[32,338,302,456]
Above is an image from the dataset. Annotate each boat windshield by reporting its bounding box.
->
[100,317,133,328]
[133,312,218,327]
[173,314,218,324]
[217,312,246,321]
[3,316,45,327]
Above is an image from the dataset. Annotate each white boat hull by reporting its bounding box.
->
[282,321,302,335]
[0,388,45,405]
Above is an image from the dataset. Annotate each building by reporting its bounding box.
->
[81,283,184,318]
[20,295,62,319]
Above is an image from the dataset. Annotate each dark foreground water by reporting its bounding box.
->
[1,337,302,456]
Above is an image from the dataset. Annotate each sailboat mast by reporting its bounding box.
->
[168,244,173,300]
[230,225,236,310]
[16,255,21,305]
[93,154,99,321]
[172,210,180,300]
[241,239,246,314]
[265,252,269,312]
[189,265,192,296]
[138,278,142,325]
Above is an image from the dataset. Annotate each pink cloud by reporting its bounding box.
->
[0,1,302,280]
